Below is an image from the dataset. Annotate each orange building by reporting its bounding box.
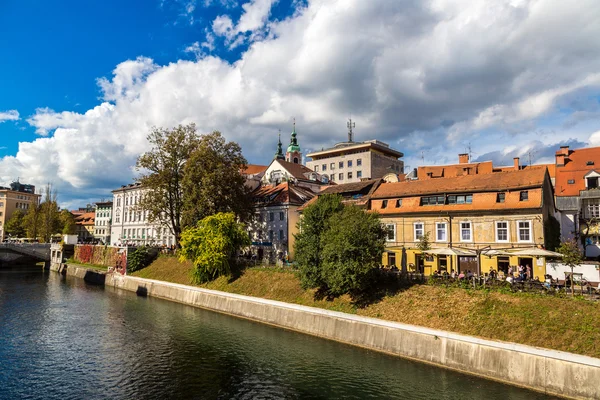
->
[0,182,41,240]
[370,168,556,278]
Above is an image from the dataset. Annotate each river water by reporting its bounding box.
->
[0,267,556,400]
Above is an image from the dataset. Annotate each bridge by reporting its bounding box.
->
[0,243,51,265]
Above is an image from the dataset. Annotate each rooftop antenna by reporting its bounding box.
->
[467,142,473,162]
[527,150,536,166]
[347,118,355,142]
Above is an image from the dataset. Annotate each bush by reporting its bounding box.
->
[179,212,250,283]
[127,246,158,273]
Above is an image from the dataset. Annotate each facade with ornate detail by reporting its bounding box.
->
[111,183,176,247]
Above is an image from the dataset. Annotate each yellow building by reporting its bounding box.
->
[370,167,557,279]
[0,182,41,240]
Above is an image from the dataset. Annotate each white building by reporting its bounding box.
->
[93,201,112,244]
[306,122,404,184]
[111,183,176,247]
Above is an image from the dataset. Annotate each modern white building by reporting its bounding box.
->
[306,122,404,184]
[111,183,176,247]
[93,201,112,244]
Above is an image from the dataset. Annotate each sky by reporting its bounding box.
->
[1,0,600,208]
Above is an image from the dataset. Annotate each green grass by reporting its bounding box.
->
[66,258,109,271]
[132,255,600,358]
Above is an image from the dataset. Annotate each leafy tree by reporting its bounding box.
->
[557,238,584,296]
[181,131,252,227]
[23,202,41,239]
[4,209,26,238]
[60,209,77,235]
[136,124,199,248]
[320,205,386,297]
[39,184,61,242]
[295,194,344,290]
[179,212,250,284]
[416,231,431,252]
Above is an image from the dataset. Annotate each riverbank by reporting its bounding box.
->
[133,256,600,359]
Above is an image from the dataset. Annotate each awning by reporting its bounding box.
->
[508,248,563,258]
[481,249,513,256]
[425,247,476,256]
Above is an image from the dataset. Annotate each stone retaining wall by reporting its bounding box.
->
[61,268,600,399]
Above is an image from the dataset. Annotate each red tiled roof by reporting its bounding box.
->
[372,168,546,199]
[555,146,600,197]
[252,182,315,207]
[275,159,315,181]
[242,164,268,175]
[75,212,95,225]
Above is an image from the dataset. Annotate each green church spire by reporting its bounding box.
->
[287,118,301,153]
[274,130,285,160]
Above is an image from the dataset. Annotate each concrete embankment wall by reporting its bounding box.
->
[59,266,599,399]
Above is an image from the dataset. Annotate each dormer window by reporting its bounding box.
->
[519,191,529,201]
[395,199,402,208]
[381,200,388,209]
[567,179,575,184]
[588,177,598,189]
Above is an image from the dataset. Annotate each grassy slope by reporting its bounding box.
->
[133,256,600,358]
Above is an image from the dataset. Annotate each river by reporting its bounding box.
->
[0,267,557,399]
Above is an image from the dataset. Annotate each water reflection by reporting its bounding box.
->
[0,268,556,399]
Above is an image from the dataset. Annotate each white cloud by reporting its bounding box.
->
[211,0,277,47]
[3,0,600,203]
[0,110,20,123]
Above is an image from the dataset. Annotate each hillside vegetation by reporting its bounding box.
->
[132,255,600,358]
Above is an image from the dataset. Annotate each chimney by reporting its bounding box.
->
[559,145,570,156]
[556,153,565,167]
[513,157,520,171]
[458,153,469,164]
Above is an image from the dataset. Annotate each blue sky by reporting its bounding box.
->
[1,0,600,206]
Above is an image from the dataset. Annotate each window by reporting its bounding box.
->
[421,196,445,205]
[347,160,352,168]
[460,222,472,242]
[330,163,335,170]
[395,199,402,208]
[385,224,396,241]
[357,171,362,178]
[447,194,473,204]
[279,230,284,240]
[497,193,505,203]
[496,221,509,242]
[269,212,274,222]
[414,223,424,241]
[436,223,447,242]
[357,158,362,166]
[381,200,388,209]
[348,172,353,179]
[330,174,335,181]
[314,165,319,172]
[587,161,595,166]
[269,230,274,241]
[588,203,600,218]
[517,220,532,242]
[338,173,344,181]
[588,177,599,189]
[519,191,529,201]
[322,164,327,171]
[279,211,284,221]
[339,161,344,169]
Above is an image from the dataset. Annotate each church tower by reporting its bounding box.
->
[286,119,302,164]
[274,131,285,160]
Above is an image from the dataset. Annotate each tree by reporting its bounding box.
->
[179,212,250,284]
[320,205,386,297]
[23,202,41,239]
[416,231,431,252]
[557,238,584,296]
[295,194,344,290]
[60,209,76,235]
[181,131,252,227]
[39,183,61,242]
[136,124,199,248]
[4,209,26,238]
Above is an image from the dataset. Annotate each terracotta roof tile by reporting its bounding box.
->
[242,164,268,175]
[372,168,546,199]
[555,146,600,197]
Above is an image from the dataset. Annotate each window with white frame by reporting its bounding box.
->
[414,223,424,241]
[436,222,447,242]
[460,222,472,242]
[517,220,532,242]
[385,224,395,242]
[495,221,509,242]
